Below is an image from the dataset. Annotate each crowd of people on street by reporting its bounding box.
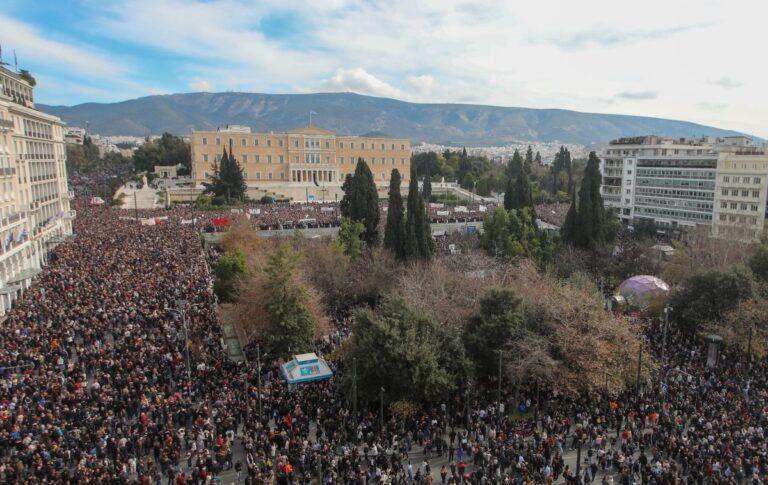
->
[1,193,767,484]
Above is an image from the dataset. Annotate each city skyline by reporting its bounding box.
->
[1,0,766,138]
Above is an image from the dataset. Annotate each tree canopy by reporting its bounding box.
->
[213,250,247,303]
[464,287,525,376]
[383,169,406,260]
[404,165,433,261]
[202,144,247,204]
[340,159,380,245]
[133,133,191,174]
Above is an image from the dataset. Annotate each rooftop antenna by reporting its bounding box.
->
[13,50,17,72]
[0,43,8,67]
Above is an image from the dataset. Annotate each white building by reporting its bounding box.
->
[0,66,73,314]
[712,151,768,242]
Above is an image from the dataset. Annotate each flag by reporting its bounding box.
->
[309,110,317,115]
[13,50,17,69]
[313,172,319,186]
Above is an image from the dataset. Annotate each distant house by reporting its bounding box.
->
[154,165,178,178]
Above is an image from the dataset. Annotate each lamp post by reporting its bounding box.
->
[496,350,503,413]
[635,343,643,407]
[379,387,384,430]
[352,357,358,425]
[166,299,198,396]
[256,344,263,422]
[659,305,672,394]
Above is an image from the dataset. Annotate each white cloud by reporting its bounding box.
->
[320,68,403,98]
[0,15,127,78]
[708,77,742,89]
[406,75,434,94]
[189,79,212,92]
[615,90,659,101]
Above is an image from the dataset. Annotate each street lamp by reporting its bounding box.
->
[379,387,385,430]
[659,305,673,394]
[166,299,199,395]
[496,350,503,413]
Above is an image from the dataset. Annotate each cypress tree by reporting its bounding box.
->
[340,158,380,245]
[524,145,534,174]
[535,151,542,165]
[561,191,577,243]
[423,168,432,202]
[405,165,433,261]
[508,150,534,213]
[384,169,406,259]
[570,152,605,250]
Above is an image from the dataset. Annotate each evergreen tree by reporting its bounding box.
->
[263,244,315,357]
[423,168,432,202]
[340,158,380,245]
[202,142,247,203]
[524,145,534,174]
[561,190,577,243]
[507,150,534,213]
[571,152,605,250]
[404,165,433,261]
[384,169,406,260]
[550,146,572,194]
[535,151,542,165]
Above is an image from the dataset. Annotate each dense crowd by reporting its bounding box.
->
[1,198,767,484]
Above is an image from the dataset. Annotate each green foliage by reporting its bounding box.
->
[110,192,126,207]
[464,287,525,376]
[504,150,534,213]
[340,159,380,245]
[481,206,548,263]
[524,145,534,174]
[670,265,754,334]
[133,133,191,173]
[213,250,247,302]
[336,217,365,260]
[550,146,572,194]
[18,69,36,87]
[260,195,274,204]
[346,297,469,402]
[203,145,247,203]
[384,169,407,259]
[748,244,768,282]
[562,152,609,250]
[404,165,433,261]
[422,170,432,202]
[412,150,508,194]
[263,244,315,357]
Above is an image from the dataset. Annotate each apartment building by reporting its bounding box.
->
[190,126,411,201]
[712,152,768,241]
[0,66,73,314]
[601,136,718,230]
[601,135,767,241]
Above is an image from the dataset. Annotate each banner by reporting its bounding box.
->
[436,210,450,216]
[320,207,334,212]
[479,205,487,212]
[248,208,261,215]
[509,422,536,438]
[140,218,156,226]
[212,218,231,227]
[230,208,243,214]
[454,206,468,213]
[180,219,196,225]
[429,203,445,208]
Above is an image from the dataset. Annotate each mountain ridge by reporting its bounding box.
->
[37,91,754,146]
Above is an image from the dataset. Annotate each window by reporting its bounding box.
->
[361,143,366,149]
[339,157,344,164]
[752,204,759,212]
[256,172,260,180]
[720,214,726,221]
[401,144,405,150]
[255,155,260,163]
[215,138,221,146]
[279,155,284,164]
[228,138,233,146]
[722,189,728,196]
[391,158,395,165]
[626,189,631,194]
[627,170,632,174]
[204,172,209,178]
[203,154,209,162]
[371,158,376,165]
[294,140,299,147]
[339,142,344,148]
[241,139,246,147]
[391,143,395,150]
[267,155,272,164]
[732,189,739,196]
[254,138,259,146]
[723,176,730,183]
[401,158,405,165]
[742,190,749,197]
[326,141,330,149]
[280,172,285,179]
[267,139,272,147]
[279,140,283,147]
[721,201,727,209]
[741,203,748,210]
[351,142,355,149]
[268,172,273,180]
[216,154,221,162]
[381,144,385,150]
[243,172,248,179]
[734,177,740,183]
[202,137,208,145]
[754,177,761,184]
[731,202,738,209]
[753,190,760,198]
[242,155,248,163]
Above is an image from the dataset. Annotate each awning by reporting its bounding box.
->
[280,353,334,384]
[6,267,42,284]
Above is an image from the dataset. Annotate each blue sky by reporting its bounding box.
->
[2,0,766,137]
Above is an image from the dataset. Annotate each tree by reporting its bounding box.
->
[213,250,247,302]
[524,145,534,174]
[749,243,768,282]
[345,297,468,402]
[340,159,380,245]
[18,69,36,87]
[507,150,534,213]
[133,132,191,173]
[562,152,606,250]
[535,151,542,165]
[423,168,432,202]
[384,169,406,260]
[550,146,572,194]
[336,217,365,260]
[202,143,247,203]
[481,207,544,263]
[263,244,316,357]
[404,165,433,261]
[561,191,577,242]
[670,265,754,334]
[464,287,525,376]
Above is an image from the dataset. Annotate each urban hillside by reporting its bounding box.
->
[38,92,753,146]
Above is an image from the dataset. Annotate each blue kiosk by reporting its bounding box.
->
[280,353,334,385]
